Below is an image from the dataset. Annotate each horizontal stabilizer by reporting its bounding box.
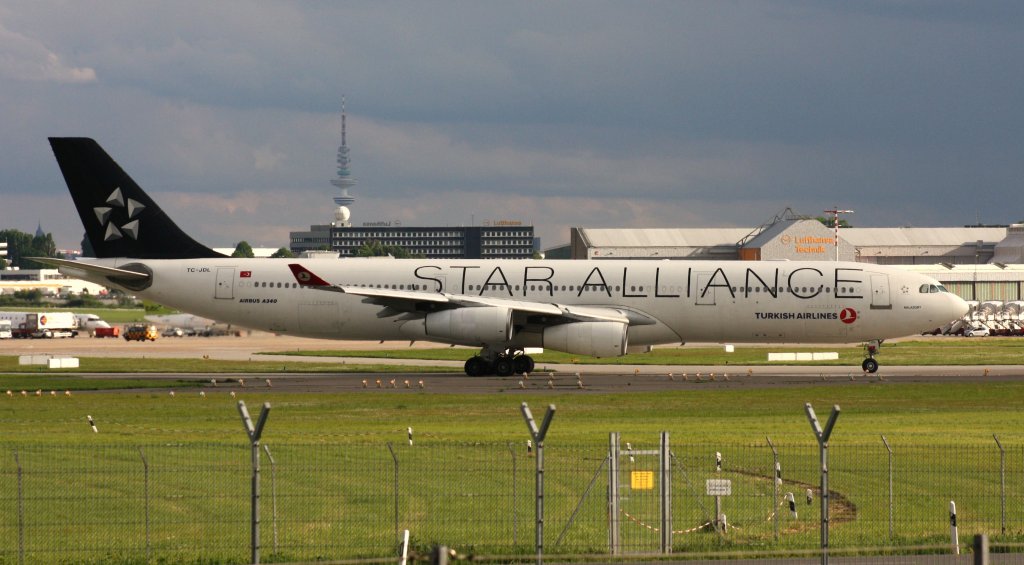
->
[28,257,151,280]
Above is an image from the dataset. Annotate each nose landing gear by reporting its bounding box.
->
[861,340,882,373]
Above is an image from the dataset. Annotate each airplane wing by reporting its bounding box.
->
[288,263,638,325]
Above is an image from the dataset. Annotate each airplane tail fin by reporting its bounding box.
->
[48,137,224,259]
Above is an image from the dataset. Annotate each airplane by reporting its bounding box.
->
[75,313,112,333]
[144,313,221,331]
[34,137,969,375]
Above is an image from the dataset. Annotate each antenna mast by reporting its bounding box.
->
[823,208,854,261]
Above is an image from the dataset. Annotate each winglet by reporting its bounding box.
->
[288,263,333,287]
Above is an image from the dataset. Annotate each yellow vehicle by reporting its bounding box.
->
[123,324,159,342]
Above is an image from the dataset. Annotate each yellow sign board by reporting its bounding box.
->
[631,471,654,490]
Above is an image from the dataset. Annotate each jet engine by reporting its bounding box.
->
[421,306,513,343]
[543,321,628,358]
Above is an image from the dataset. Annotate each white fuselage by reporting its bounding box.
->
[75,257,967,348]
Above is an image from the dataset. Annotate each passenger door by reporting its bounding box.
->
[215,268,235,299]
[870,274,891,310]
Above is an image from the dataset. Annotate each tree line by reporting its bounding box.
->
[0,229,61,270]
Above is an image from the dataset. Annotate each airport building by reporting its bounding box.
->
[564,211,1024,302]
[289,101,535,259]
[291,222,535,259]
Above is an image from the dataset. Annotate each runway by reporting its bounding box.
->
[4,332,1023,394]
[4,331,1019,393]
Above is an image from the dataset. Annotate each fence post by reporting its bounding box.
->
[994,435,1005,535]
[766,436,779,542]
[659,431,671,554]
[138,447,150,562]
[881,435,893,540]
[521,402,555,565]
[387,443,399,548]
[805,403,840,565]
[608,432,619,555]
[263,445,278,555]
[973,533,989,565]
[14,449,24,565]
[950,500,959,554]
[507,442,518,547]
[238,401,271,565]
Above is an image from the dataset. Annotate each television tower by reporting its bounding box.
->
[331,97,356,226]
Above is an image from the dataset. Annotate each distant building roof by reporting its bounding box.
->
[212,247,280,258]
[577,228,749,248]
[840,227,1006,247]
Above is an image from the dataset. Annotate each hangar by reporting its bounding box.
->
[566,211,1024,302]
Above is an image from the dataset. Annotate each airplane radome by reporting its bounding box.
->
[35,138,969,376]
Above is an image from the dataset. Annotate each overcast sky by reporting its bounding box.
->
[2,1,1023,251]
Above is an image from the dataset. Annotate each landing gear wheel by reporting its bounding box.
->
[465,356,490,377]
[862,358,879,374]
[513,355,535,374]
[494,357,515,377]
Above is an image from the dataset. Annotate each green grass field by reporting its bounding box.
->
[1,379,1019,445]
[0,381,1022,564]
[1,347,1023,563]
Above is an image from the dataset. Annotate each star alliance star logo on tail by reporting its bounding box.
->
[93,187,146,241]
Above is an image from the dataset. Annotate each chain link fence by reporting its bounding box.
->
[0,438,1022,563]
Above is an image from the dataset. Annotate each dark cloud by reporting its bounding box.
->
[2,1,1023,250]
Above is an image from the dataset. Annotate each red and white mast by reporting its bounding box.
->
[824,208,854,261]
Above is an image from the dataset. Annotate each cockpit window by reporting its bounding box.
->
[936,284,948,293]
[919,284,947,294]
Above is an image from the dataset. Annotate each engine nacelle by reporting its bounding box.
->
[422,306,513,344]
[543,322,628,358]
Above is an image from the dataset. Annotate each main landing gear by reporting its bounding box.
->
[862,339,882,373]
[464,348,536,377]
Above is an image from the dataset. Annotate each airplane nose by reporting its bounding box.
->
[950,294,969,321]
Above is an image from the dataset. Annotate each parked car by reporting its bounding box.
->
[964,326,990,337]
[161,327,184,337]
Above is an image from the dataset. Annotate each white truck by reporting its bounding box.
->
[0,320,12,339]
[0,311,79,338]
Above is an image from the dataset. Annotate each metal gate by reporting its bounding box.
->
[608,432,671,555]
